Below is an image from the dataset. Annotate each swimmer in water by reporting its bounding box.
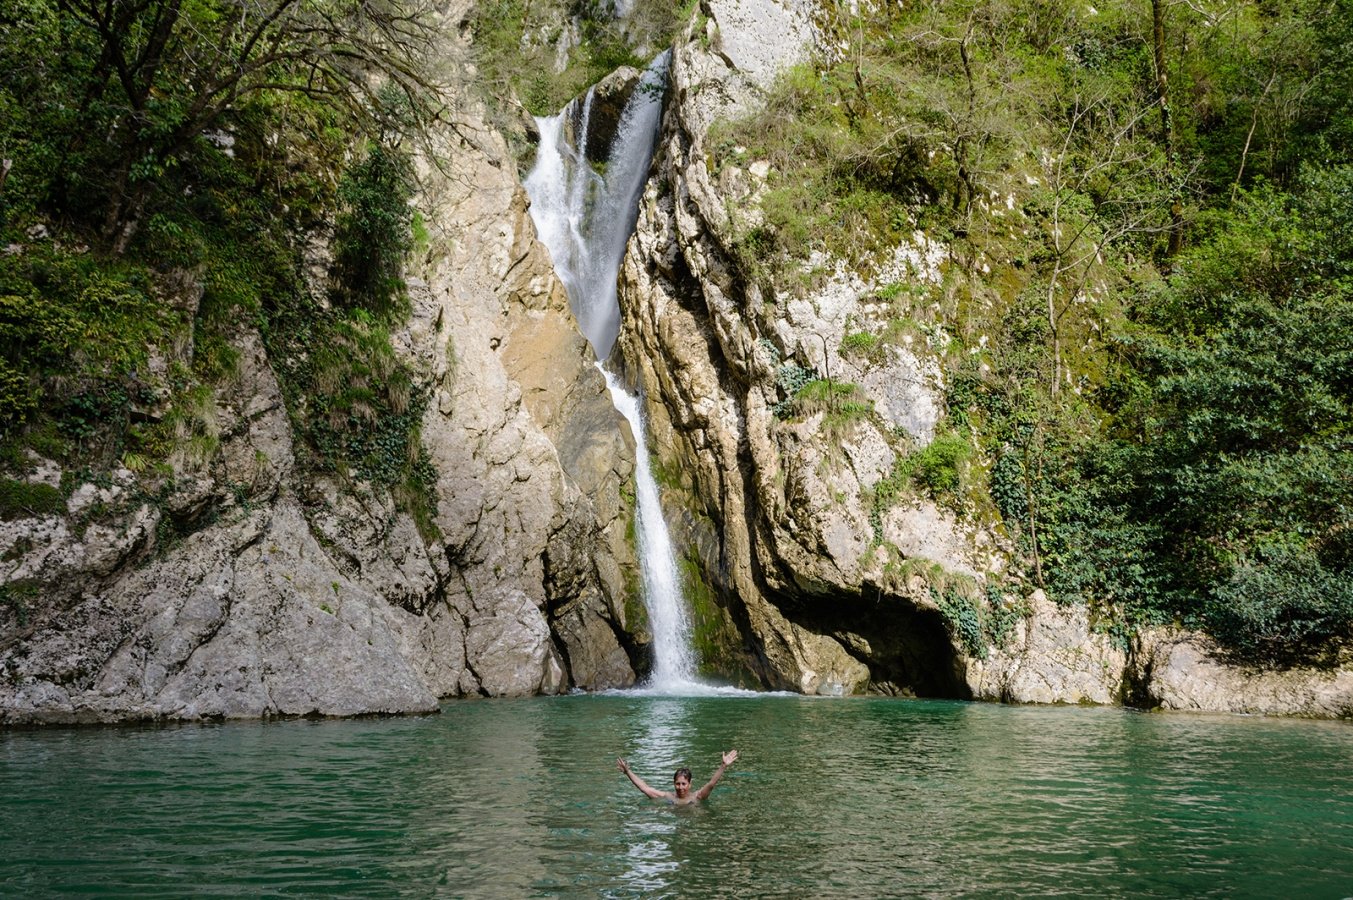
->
[616,750,739,804]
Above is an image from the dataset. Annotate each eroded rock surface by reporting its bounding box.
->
[0,11,641,724]
[616,0,987,697]
[614,0,1351,716]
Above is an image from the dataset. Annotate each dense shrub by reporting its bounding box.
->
[332,143,415,316]
[1205,544,1353,665]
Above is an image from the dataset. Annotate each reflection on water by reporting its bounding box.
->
[3,696,1352,897]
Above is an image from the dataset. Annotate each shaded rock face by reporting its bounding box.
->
[616,0,983,698]
[615,0,1352,716]
[0,21,642,724]
[1126,632,1353,718]
[573,66,643,165]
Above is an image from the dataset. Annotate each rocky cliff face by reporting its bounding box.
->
[614,0,1351,717]
[616,0,996,698]
[4,0,1348,724]
[0,10,643,724]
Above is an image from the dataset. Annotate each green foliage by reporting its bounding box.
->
[710,57,917,276]
[902,432,971,498]
[333,142,415,316]
[772,361,816,418]
[933,580,1026,661]
[0,249,168,462]
[0,478,65,520]
[0,0,445,492]
[976,169,1353,664]
[840,331,879,356]
[1205,542,1353,665]
[0,0,462,544]
[865,431,973,544]
[866,431,973,544]
[0,0,442,252]
[0,359,37,426]
[793,379,868,416]
[934,585,986,659]
[468,0,687,122]
[268,300,440,541]
[0,579,38,626]
[724,0,1353,666]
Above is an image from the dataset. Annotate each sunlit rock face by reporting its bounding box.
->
[0,10,641,725]
[614,0,1351,716]
[616,0,985,698]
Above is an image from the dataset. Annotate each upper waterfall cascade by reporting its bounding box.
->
[523,54,668,361]
[524,53,709,692]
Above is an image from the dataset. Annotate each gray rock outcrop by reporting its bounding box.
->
[0,10,641,724]
[616,0,983,697]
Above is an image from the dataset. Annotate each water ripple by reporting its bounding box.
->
[3,697,1351,897]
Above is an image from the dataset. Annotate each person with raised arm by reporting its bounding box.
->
[616,750,739,805]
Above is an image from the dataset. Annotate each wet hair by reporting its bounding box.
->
[673,767,692,783]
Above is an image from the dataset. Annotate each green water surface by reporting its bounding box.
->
[2,694,1351,897]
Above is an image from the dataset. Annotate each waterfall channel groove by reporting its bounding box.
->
[523,53,704,691]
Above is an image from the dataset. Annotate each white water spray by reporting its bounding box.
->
[602,367,699,689]
[524,53,704,691]
[523,54,668,360]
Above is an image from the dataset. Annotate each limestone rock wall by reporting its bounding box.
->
[0,12,642,724]
[615,0,1351,717]
[617,0,974,697]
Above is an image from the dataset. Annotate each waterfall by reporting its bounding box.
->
[602,367,698,689]
[523,54,668,361]
[523,52,702,691]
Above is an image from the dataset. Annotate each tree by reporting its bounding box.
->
[11,0,447,252]
[1033,75,1174,397]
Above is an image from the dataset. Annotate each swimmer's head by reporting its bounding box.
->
[673,767,692,798]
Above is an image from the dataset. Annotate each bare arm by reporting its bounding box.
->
[694,749,738,801]
[617,758,672,800]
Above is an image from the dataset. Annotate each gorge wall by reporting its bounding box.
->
[2,0,1349,723]
[613,0,1353,717]
[0,2,645,724]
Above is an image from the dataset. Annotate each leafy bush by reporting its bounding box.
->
[934,585,986,658]
[772,361,815,418]
[903,432,971,498]
[1205,543,1353,666]
[332,142,415,317]
[0,250,168,462]
[1002,171,1353,662]
[0,359,37,426]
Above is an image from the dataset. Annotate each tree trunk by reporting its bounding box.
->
[1047,262,1062,396]
[103,158,152,255]
[1151,0,1183,259]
